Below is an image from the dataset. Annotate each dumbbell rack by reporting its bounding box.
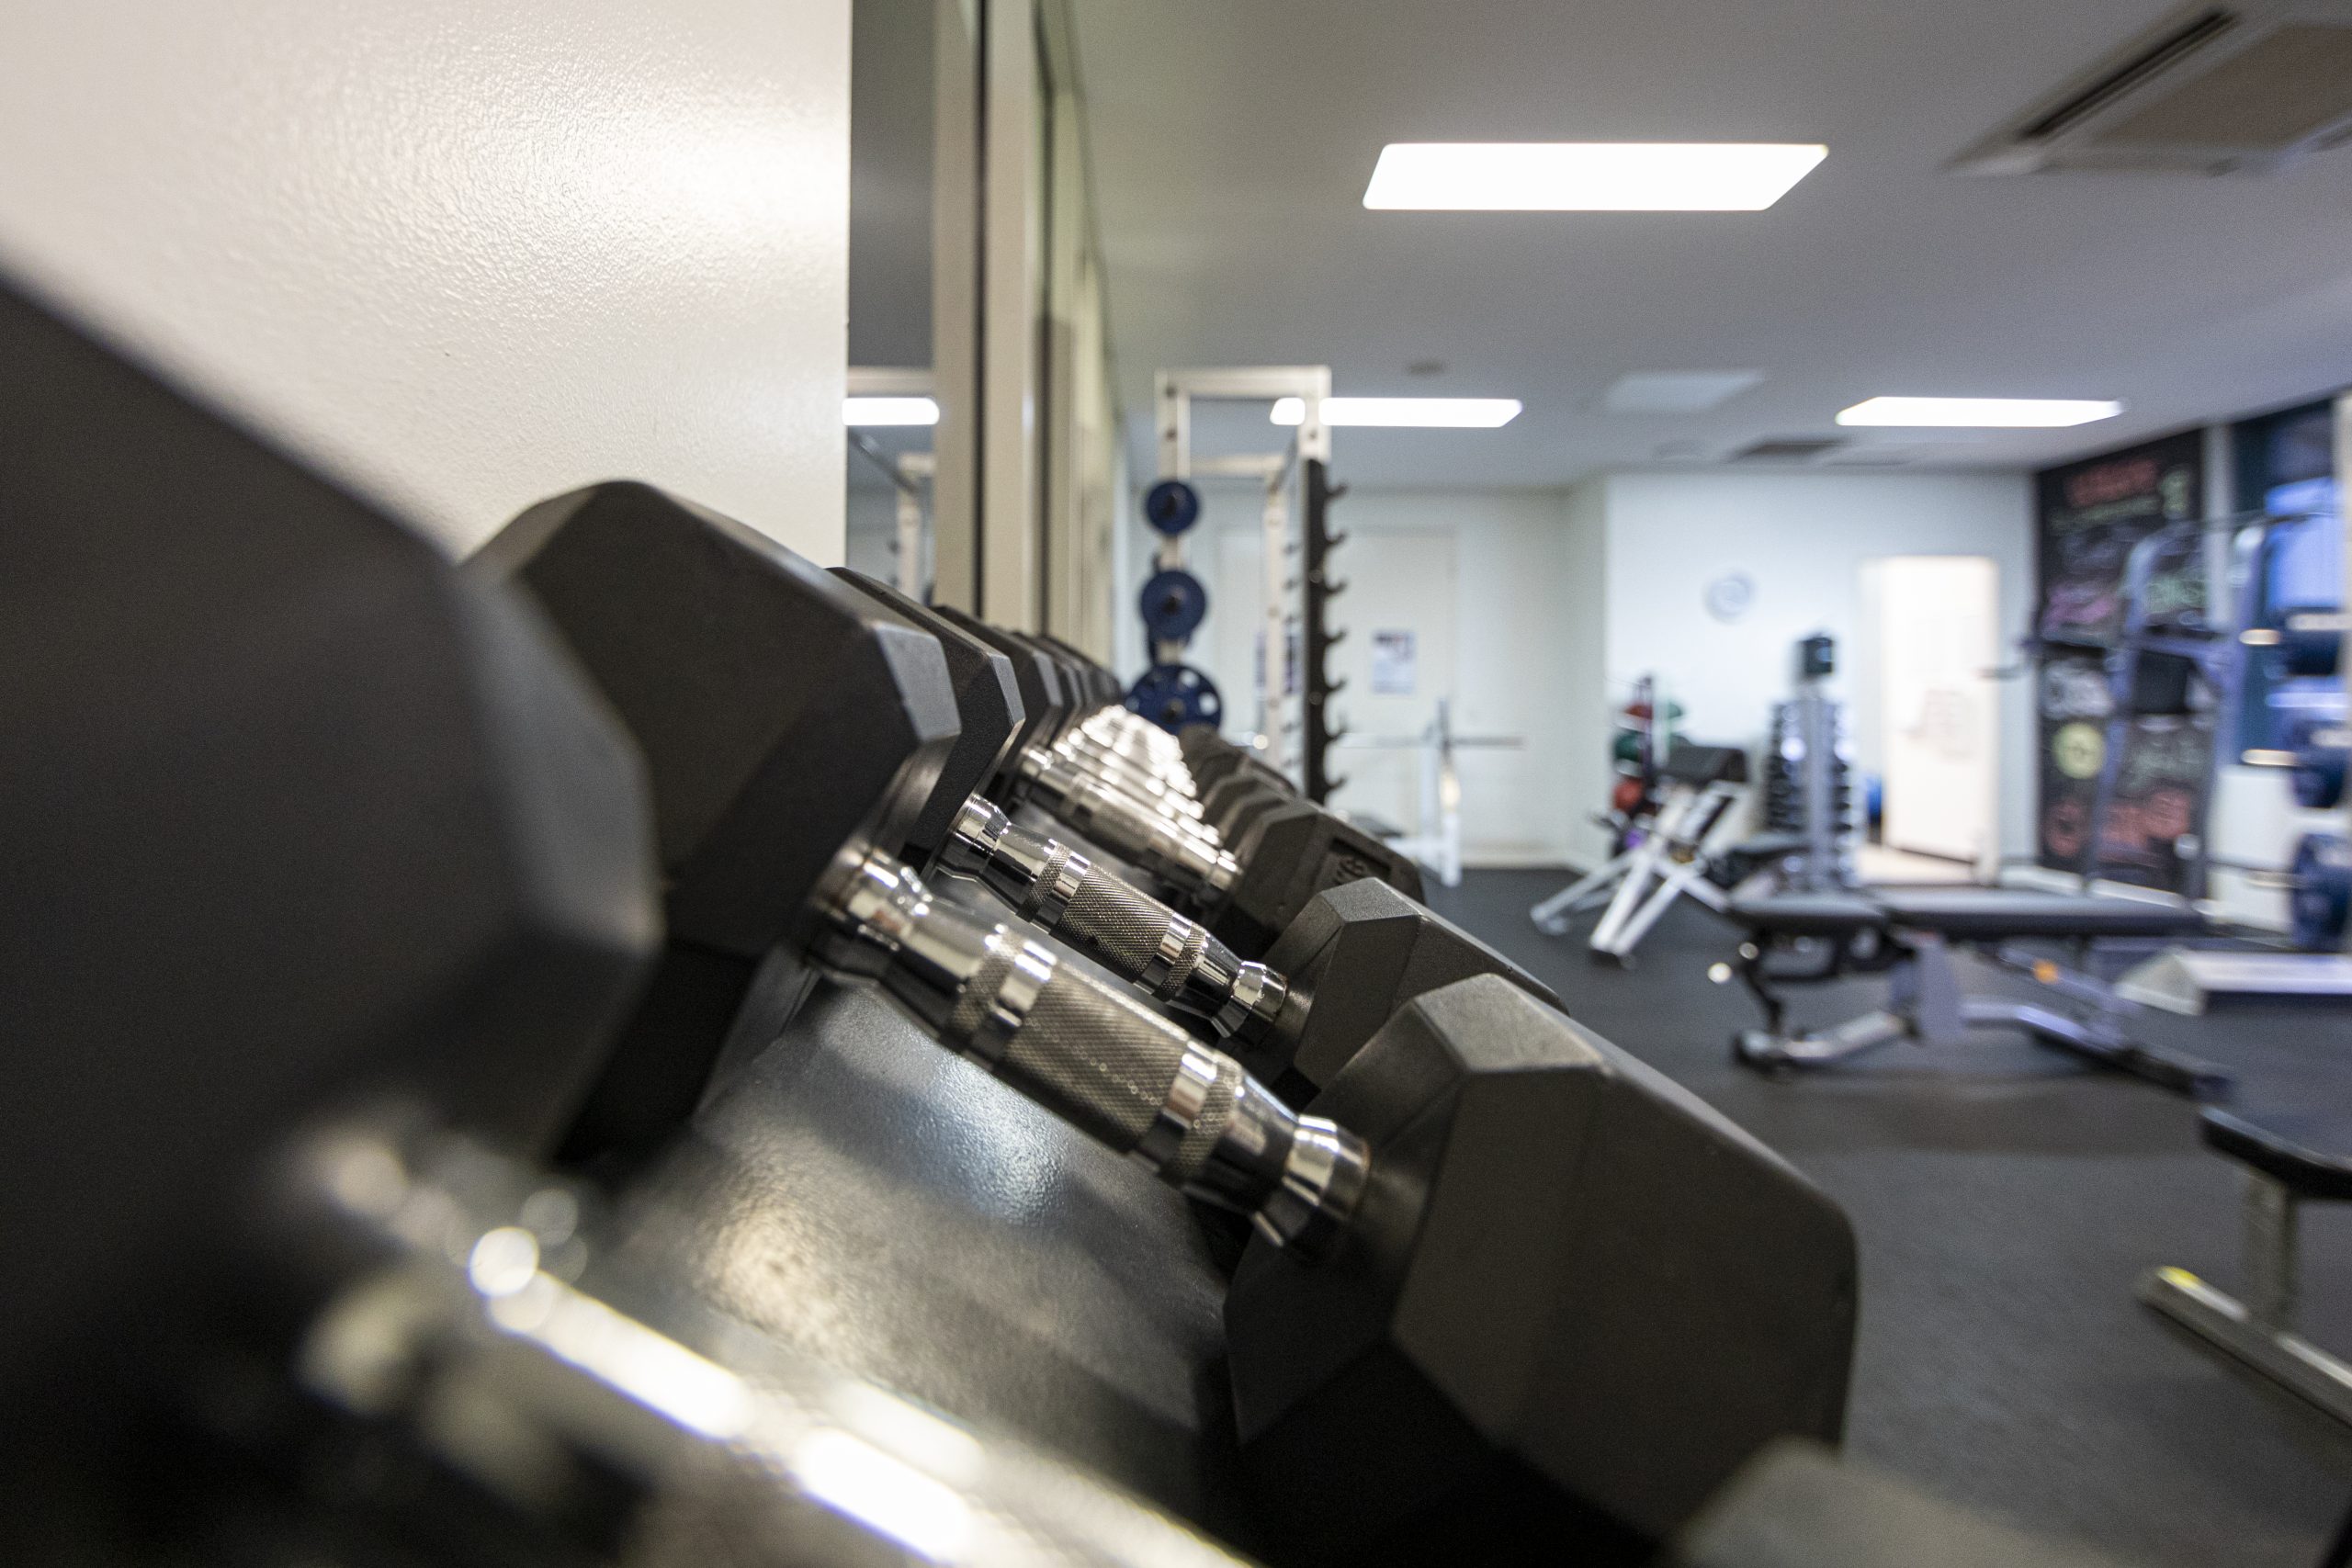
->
[1764,636,1857,892]
[4,246,1859,1568]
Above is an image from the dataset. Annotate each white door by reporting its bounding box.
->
[1868,556,1998,865]
[1328,529,1457,831]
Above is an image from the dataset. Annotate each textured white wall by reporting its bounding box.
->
[0,0,849,560]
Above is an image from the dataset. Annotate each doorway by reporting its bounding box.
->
[1859,556,1999,871]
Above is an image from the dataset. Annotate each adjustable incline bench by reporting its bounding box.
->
[1531,742,1750,964]
[1724,886,2230,1098]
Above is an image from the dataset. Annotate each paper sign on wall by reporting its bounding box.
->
[1371,629,1417,695]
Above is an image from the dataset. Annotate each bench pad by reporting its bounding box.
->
[1728,892,1885,937]
[2201,1108,2352,1201]
[1873,888,2204,940]
[1730,887,2207,942]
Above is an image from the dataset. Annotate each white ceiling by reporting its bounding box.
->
[1071,0,2352,488]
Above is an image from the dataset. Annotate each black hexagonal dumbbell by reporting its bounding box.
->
[1227,975,1855,1559]
[1240,876,1559,1102]
[478,484,1859,1557]
[476,483,1373,1266]
[1208,776,1304,854]
[830,573,1559,1106]
[916,608,1424,959]
[0,275,662,1455]
[824,570,1293,1046]
[481,487,1533,1113]
[1180,725,1287,795]
[935,606,1232,839]
[1201,762,1294,829]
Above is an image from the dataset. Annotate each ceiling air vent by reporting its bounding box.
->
[1727,437,1849,462]
[1952,1,2352,175]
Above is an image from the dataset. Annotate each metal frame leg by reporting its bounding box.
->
[1735,1008,1911,1069]
[2245,1175,2300,1329]
[1587,832,1670,955]
[1735,947,1919,1071]
[1980,942,2231,1095]
[1958,997,2230,1098]
[1530,852,1632,934]
[1899,931,1964,1043]
[1594,859,1713,963]
[2139,1175,2352,1428]
[1681,876,1730,914]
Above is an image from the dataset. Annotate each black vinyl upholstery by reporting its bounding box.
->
[1734,833,1810,860]
[1728,893,1885,936]
[2201,1108,2352,1201]
[1659,743,1749,787]
[1732,887,2206,941]
[1872,888,2204,940]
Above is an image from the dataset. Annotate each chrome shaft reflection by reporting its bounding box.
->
[289,1119,1253,1568]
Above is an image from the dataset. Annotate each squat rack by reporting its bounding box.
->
[1149,367,1337,791]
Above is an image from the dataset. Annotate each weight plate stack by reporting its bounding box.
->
[2292,734,2348,811]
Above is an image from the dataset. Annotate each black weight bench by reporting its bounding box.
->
[2140,1108,2352,1427]
[1724,886,2230,1098]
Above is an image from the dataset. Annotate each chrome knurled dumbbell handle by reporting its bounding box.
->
[1017,751,1241,902]
[941,795,1284,1044]
[819,849,1357,1255]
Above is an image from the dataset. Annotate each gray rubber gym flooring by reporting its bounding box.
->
[1426,867,2352,1568]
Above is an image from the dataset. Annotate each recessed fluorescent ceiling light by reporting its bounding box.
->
[1363,142,1826,211]
[1270,396,1521,428]
[1836,396,2123,428]
[1603,370,1765,413]
[843,396,939,426]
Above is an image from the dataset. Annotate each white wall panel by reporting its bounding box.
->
[1557,480,1612,867]
[1194,487,1584,866]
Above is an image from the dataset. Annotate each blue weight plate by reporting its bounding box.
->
[1139,568,1208,643]
[2292,742,2347,810]
[2274,607,2343,679]
[1142,479,1203,536]
[2290,832,2352,952]
[1126,662,1222,735]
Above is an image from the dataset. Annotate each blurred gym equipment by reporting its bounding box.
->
[2140,1107,2352,1429]
[1722,887,2227,1098]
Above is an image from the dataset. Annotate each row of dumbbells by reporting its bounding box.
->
[3,276,1857,1567]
